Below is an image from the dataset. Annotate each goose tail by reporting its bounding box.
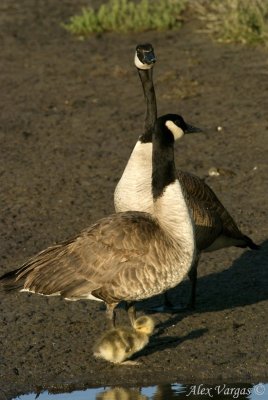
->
[0,267,24,291]
[0,245,64,294]
[236,235,260,250]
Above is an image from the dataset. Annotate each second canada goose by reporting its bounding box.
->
[93,315,155,364]
[114,43,259,310]
[0,114,200,327]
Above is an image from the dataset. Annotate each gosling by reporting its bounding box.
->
[93,316,154,364]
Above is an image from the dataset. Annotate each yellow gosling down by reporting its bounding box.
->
[93,316,154,365]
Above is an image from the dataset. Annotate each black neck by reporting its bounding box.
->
[138,68,157,143]
[152,124,176,200]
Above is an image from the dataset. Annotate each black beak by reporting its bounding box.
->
[143,51,156,65]
[184,123,203,134]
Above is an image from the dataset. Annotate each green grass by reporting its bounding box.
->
[196,0,268,45]
[63,0,186,36]
[63,0,268,46]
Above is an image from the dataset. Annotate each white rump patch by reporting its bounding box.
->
[134,53,153,70]
[165,120,184,140]
[65,294,103,302]
[20,288,61,297]
[20,288,103,302]
[84,294,103,302]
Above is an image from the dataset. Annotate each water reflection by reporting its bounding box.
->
[11,383,267,400]
[96,387,147,399]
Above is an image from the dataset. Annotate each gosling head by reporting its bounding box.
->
[155,113,203,143]
[133,316,155,336]
[135,43,156,70]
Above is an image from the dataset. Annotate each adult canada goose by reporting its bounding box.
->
[0,113,200,327]
[114,43,259,310]
[93,315,154,364]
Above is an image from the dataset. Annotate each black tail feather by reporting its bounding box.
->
[0,268,24,291]
[236,235,260,250]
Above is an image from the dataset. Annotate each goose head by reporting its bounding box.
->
[155,114,202,143]
[135,43,156,70]
[133,316,155,336]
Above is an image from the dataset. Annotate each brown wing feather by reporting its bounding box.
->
[178,170,246,250]
[1,212,170,302]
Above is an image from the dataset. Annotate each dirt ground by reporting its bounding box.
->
[0,1,268,398]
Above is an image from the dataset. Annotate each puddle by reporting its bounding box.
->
[10,383,267,400]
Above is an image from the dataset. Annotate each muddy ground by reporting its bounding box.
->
[0,1,268,399]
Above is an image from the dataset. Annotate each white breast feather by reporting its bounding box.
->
[114,141,153,214]
[154,181,196,271]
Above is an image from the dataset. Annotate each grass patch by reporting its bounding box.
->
[196,0,268,45]
[63,0,186,36]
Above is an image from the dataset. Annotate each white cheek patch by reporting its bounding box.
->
[165,120,184,140]
[134,53,153,70]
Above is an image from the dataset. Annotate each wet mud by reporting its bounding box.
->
[0,1,268,398]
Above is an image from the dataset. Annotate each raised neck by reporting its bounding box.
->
[138,68,157,144]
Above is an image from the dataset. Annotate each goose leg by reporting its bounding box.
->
[163,255,199,311]
[163,292,180,309]
[145,292,184,313]
[148,256,200,313]
[126,302,137,326]
[106,303,117,328]
[162,291,185,312]
[187,256,200,310]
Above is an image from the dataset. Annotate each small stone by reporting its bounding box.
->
[208,167,236,177]
[208,167,220,177]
